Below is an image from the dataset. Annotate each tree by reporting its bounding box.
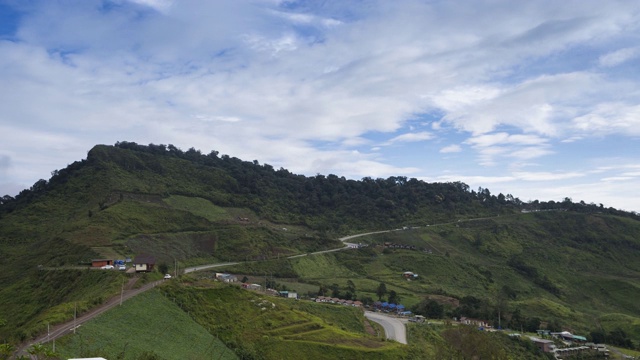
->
[359,296,374,306]
[317,284,329,297]
[0,343,15,360]
[346,280,356,295]
[607,328,634,348]
[494,289,509,329]
[509,308,524,332]
[27,344,46,360]
[547,318,562,332]
[388,290,400,304]
[589,329,606,344]
[524,317,541,332]
[376,283,387,301]
[241,276,249,283]
[414,299,444,319]
[158,263,168,275]
[330,283,341,298]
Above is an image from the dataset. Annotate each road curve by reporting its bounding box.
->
[16,215,512,356]
[364,311,407,344]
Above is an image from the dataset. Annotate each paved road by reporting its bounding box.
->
[183,217,507,274]
[184,262,240,273]
[15,214,510,356]
[364,311,408,344]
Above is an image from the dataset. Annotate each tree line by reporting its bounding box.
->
[2,142,638,225]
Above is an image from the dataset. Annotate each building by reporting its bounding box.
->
[215,273,238,282]
[402,271,419,279]
[91,259,113,268]
[132,254,156,272]
[459,317,489,328]
[279,291,298,299]
[242,283,262,290]
[531,338,555,353]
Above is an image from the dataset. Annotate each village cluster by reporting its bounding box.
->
[90,257,627,358]
[90,255,156,273]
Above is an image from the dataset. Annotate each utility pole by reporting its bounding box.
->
[73,303,77,334]
[120,277,124,306]
[47,322,50,343]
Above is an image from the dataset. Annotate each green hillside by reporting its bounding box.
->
[224,211,640,348]
[55,289,236,360]
[1,142,639,355]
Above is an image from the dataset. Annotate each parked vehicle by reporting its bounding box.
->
[117,265,126,271]
[100,265,114,270]
[164,274,172,279]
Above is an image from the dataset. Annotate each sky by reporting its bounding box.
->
[0,0,639,213]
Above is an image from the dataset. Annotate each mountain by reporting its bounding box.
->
[1,142,639,352]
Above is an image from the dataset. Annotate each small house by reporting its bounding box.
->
[215,273,238,282]
[279,291,297,299]
[459,317,489,328]
[133,254,156,272]
[531,338,555,353]
[91,259,113,268]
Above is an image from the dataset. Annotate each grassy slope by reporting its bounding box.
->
[2,144,640,351]
[0,147,340,343]
[162,282,406,360]
[56,279,552,360]
[55,289,237,360]
[225,211,640,344]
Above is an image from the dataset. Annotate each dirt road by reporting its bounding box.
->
[14,279,164,358]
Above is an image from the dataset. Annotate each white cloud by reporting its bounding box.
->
[572,103,640,135]
[2,0,640,212]
[512,171,584,181]
[382,131,433,146]
[128,0,174,13]
[440,144,462,153]
[599,46,640,67]
[464,132,552,166]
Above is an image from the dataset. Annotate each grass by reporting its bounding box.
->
[2,143,640,352]
[221,213,640,348]
[161,281,406,359]
[55,289,237,360]
[162,195,230,222]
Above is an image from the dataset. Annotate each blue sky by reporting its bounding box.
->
[1,0,639,212]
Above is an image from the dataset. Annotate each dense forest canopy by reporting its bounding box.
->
[1,141,637,225]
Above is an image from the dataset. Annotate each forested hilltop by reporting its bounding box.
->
[2,141,636,227]
[1,142,639,354]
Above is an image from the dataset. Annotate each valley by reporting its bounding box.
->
[1,142,639,359]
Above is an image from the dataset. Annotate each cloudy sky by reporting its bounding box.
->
[1,0,639,212]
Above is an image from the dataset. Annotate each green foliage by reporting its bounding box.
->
[55,290,236,360]
[376,283,387,301]
[161,282,404,359]
[1,142,640,350]
[414,300,445,319]
[406,324,553,359]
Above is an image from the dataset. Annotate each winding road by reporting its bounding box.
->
[364,311,408,344]
[16,215,511,356]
